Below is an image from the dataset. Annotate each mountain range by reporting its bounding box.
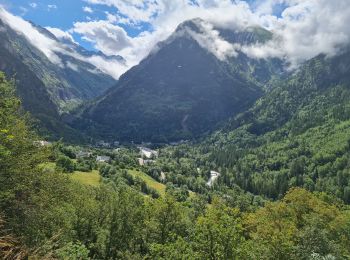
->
[0,13,122,139]
[1,13,349,148]
[70,19,284,142]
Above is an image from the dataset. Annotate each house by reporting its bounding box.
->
[76,151,92,159]
[139,147,159,159]
[160,171,166,181]
[138,158,144,166]
[138,158,155,166]
[96,156,111,163]
[206,170,220,187]
[33,140,51,147]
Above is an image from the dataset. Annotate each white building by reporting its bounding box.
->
[96,156,111,163]
[160,171,166,181]
[33,140,51,147]
[76,151,92,158]
[138,158,155,166]
[139,147,158,159]
[206,171,220,187]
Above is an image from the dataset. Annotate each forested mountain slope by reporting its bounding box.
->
[0,18,117,113]
[73,19,283,143]
[1,71,349,259]
[205,49,350,201]
[0,15,121,140]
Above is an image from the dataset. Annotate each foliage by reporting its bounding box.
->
[202,51,350,203]
[56,155,75,173]
[1,48,350,260]
[55,242,90,260]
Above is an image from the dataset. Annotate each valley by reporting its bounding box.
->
[1,2,350,259]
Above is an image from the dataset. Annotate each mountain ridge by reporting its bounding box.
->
[72,19,284,143]
[0,15,121,140]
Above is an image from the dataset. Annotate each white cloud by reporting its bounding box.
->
[2,0,350,78]
[0,7,126,79]
[183,19,239,60]
[46,27,77,44]
[81,0,350,71]
[29,2,37,8]
[86,0,161,24]
[83,6,93,13]
[105,12,117,23]
[19,6,28,16]
[83,54,128,78]
[79,0,260,66]
[244,0,350,68]
[66,61,79,71]
[0,7,63,65]
[47,4,57,10]
[71,20,132,55]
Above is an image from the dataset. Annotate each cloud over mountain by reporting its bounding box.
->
[1,0,349,77]
[71,20,132,55]
[244,0,350,68]
[0,6,127,79]
[80,0,350,70]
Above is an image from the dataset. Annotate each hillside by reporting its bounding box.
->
[202,49,350,201]
[72,19,283,143]
[1,71,349,259]
[0,18,118,112]
[0,13,121,139]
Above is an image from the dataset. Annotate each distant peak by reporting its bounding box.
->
[175,18,205,33]
[28,21,58,40]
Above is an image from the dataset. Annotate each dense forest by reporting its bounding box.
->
[1,62,350,260]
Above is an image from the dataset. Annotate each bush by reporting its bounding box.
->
[56,155,75,173]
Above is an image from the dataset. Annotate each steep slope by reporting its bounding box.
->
[207,48,350,201]
[75,19,283,142]
[0,12,124,141]
[223,48,350,135]
[0,17,118,113]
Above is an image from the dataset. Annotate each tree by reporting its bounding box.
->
[148,195,190,245]
[193,198,244,260]
[56,155,75,173]
[243,188,350,259]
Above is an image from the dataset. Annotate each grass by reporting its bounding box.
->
[40,162,101,187]
[39,162,56,171]
[128,169,166,196]
[189,191,196,198]
[71,170,101,187]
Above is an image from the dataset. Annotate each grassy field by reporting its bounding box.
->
[40,162,101,187]
[71,170,101,187]
[128,169,166,196]
[39,162,56,171]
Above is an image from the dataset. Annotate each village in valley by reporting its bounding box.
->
[38,138,221,199]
